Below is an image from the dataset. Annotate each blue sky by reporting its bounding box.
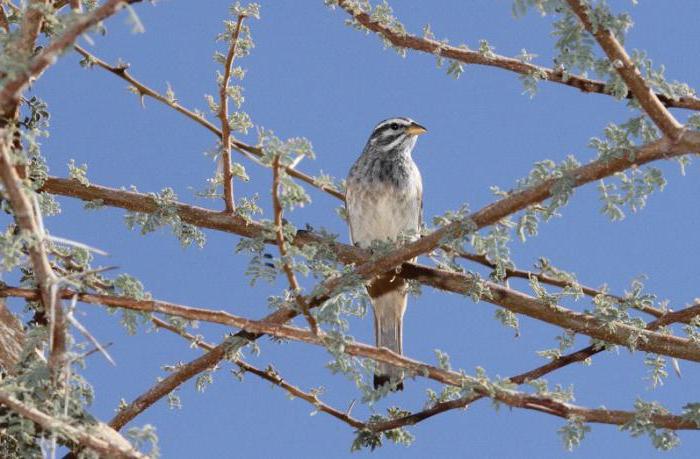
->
[17,1,700,457]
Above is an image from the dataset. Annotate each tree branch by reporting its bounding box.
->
[370,301,700,433]
[218,15,245,213]
[108,340,229,431]
[3,283,700,364]
[0,390,145,459]
[72,45,346,201]
[0,137,66,382]
[334,0,700,112]
[151,317,362,429]
[272,155,319,334]
[82,300,700,431]
[564,0,683,140]
[454,250,673,321]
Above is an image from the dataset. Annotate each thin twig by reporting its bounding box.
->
[335,0,700,112]
[272,155,319,335]
[0,0,143,108]
[72,45,346,201]
[151,317,362,428]
[218,15,246,213]
[565,0,684,140]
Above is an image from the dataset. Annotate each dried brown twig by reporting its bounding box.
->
[0,0,143,108]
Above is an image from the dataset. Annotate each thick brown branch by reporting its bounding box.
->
[335,0,700,112]
[218,15,245,213]
[152,317,362,429]
[565,0,683,140]
[0,390,145,458]
[272,155,319,334]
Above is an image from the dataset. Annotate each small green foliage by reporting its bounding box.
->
[538,330,575,362]
[681,403,700,428]
[68,158,90,186]
[495,308,519,335]
[478,39,496,58]
[0,228,24,272]
[196,371,215,393]
[643,354,668,389]
[559,415,591,451]
[125,424,160,458]
[688,114,700,131]
[621,399,680,451]
[434,349,451,371]
[353,407,415,451]
[124,187,206,248]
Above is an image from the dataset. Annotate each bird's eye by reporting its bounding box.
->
[390,123,399,130]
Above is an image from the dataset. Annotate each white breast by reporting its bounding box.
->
[346,166,422,248]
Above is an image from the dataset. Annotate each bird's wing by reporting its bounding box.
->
[345,187,356,245]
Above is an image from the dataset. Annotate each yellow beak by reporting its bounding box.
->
[405,122,427,136]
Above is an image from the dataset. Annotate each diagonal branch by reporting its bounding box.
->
[152,317,362,429]
[565,0,683,140]
[218,14,246,213]
[89,302,700,431]
[334,0,700,112]
[38,132,700,307]
[108,340,229,431]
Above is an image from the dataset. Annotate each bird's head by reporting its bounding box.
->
[366,117,427,154]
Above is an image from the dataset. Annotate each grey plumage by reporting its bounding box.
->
[345,117,426,390]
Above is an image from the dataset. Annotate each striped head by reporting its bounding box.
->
[365,117,427,155]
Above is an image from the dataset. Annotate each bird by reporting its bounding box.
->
[345,117,427,390]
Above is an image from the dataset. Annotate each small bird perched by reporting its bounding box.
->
[345,117,427,390]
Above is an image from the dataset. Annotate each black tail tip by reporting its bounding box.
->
[374,375,404,391]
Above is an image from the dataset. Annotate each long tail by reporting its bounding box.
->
[369,275,407,391]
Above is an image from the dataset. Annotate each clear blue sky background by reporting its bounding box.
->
[17,0,700,457]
